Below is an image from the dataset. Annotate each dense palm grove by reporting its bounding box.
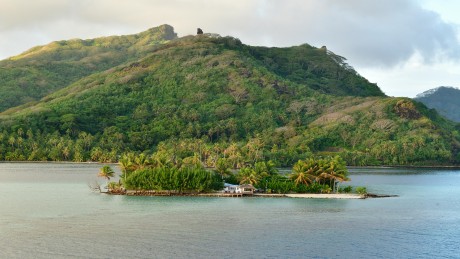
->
[0,25,459,166]
[100,150,351,194]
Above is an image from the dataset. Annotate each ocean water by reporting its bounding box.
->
[1,163,459,258]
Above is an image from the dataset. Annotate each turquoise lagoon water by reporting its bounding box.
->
[1,163,459,258]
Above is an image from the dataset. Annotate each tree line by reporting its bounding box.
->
[98,148,354,195]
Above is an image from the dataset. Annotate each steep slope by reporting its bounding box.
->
[0,32,458,165]
[414,86,460,122]
[246,45,384,97]
[1,36,318,138]
[0,24,177,112]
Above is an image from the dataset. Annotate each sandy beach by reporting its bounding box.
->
[285,193,363,199]
[123,191,365,198]
[254,193,364,199]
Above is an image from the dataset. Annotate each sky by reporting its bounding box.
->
[1,0,459,97]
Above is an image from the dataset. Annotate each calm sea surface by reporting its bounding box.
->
[1,163,459,259]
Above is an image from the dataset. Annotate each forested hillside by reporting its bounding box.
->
[0,24,177,112]
[0,25,459,166]
[415,86,460,122]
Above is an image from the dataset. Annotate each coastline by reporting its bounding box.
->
[111,190,400,199]
[257,193,364,199]
[115,190,368,199]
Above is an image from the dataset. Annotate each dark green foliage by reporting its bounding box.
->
[236,160,278,187]
[266,176,295,194]
[338,185,353,193]
[355,186,368,195]
[124,166,223,193]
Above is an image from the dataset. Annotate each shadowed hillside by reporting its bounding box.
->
[415,86,460,122]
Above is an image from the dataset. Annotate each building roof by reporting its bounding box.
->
[239,184,256,190]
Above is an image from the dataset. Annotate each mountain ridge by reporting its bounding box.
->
[0,25,458,166]
[414,86,460,122]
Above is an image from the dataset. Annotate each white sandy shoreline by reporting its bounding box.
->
[253,193,364,199]
[286,193,363,199]
[121,191,398,199]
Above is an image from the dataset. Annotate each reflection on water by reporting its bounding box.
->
[1,163,460,258]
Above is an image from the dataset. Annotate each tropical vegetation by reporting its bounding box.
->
[101,149,354,195]
[0,24,459,166]
[98,165,115,181]
[0,24,177,112]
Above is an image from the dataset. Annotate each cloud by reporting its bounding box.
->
[359,57,460,97]
[219,0,460,68]
[1,0,459,69]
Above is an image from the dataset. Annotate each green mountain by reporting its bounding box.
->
[414,86,460,122]
[0,25,459,166]
[0,24,177,112]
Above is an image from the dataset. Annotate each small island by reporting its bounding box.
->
[94,148,371,199]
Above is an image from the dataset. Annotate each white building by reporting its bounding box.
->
[223,183,255,195]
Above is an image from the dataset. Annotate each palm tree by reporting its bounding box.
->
[328,171,349,193]
[214,158,232,179]
[225,142,242,168]
[134,153,151,170]
[237,167,259,185]
[98,165,115,190]
[119,153,135,182]
[317,156,349,192]
[151,151,173,168]
[253,160,277,177]
[182,154,203,169]
[290,160,316,186]
[245,137,264,163]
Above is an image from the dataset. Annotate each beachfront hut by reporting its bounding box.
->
[223,183,255,195]
[239,184,256,194]
[223,183,240,193]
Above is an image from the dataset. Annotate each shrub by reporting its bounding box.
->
[339,185,353,193]
[355,186,368,195]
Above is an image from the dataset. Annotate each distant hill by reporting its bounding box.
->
[415,86,460,122]
[0,25,459,166]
